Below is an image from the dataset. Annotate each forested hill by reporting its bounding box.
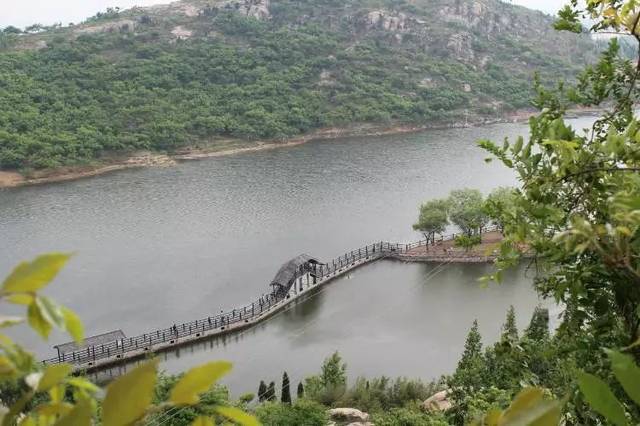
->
[0,0,596,170]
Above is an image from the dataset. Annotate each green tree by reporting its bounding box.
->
[453,234,482,252]
[256,399,328,426]
[501,306,518,344]
[281,372,291,404]
[473,0,640,422]
[320,351,347,390]
[483,186,517,232]
[297,381,304,399]
[448,189,488,237]
[267,381,277,402]
[258,380,267,402]
[413,198,449,249]
[305,351,348,405]
[524,307,549,342]
[448,319,487,417]
[458,320,482,370]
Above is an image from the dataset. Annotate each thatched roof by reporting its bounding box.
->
[270,254,320,293]
[54,330,126,355]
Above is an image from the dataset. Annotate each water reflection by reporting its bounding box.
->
[0,121,580,391]
[91,260,552,395]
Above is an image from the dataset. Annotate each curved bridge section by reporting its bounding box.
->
[43,227,499,372]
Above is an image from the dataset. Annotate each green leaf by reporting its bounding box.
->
[17,417,36,426]
[26,296,65,339]
[61,307,83,343]
[6,294,33,305]
[577,371,627,426]
[215,406,259,426]
[2,253,71,294]
[36,297,65,329]
[170,361,232,405]
[27,301,52,339]
[0,316,23,328]
[54,398,92,426]
[67,377,100,394]
[500,387,561,426]
[0,356,16,378]
[38,364,72,391]
[191,416,215,426]
[606,349,640,406]
[36,402,73,417]
[102,359,158,426]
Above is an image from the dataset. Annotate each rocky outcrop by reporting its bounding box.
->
[241,0,271,20]
[439,1,486,28]
[75,19,136,34]
[171,26,192,40]
[365,9,408,32]
[421,389,453,412]
[125,153,176,167]
[447,32,474,62]
[329,408,370,423]
[318,70,336,87]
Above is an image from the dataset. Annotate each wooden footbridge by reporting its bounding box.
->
[43,227,499,372]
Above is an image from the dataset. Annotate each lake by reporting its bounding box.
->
[1,119,590,393]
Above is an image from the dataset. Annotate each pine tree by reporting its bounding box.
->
[267,381,276,402]
[297,381,304,399]
[449,320,486,404]
[501,305,518,343]
[525,307,550,341]
[281,372,291,404]
[457,319,483,372]
[258,380,267,402]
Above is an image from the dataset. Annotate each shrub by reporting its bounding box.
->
[256,400,328,426]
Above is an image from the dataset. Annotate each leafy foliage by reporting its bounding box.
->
[413,198,450,246]
[0,0,595,171]
[304,351,347,405]
[255,399,327,426]
[0,254,258,426]
[448,189,489,237]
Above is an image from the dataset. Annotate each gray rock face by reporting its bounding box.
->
[221,0,271,20]
[447,32,474,62]
[243,0,271,20]
[329,407,370,423]
[439,1,486,28]
[422,389,453,412]
[365,9,408,32]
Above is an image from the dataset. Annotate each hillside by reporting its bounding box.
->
[0,0,596,171]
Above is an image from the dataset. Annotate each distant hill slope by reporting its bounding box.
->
[0,0,595,170]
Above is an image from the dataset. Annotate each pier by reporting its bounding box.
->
[43,227,499,372]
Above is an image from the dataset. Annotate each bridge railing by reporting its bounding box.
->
[42,226,499,367]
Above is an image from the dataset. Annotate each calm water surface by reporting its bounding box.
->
[0,120,589,393]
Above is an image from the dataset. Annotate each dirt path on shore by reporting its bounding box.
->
[399,231,504,262]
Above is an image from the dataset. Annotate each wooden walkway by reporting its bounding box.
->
[43,227,500,372]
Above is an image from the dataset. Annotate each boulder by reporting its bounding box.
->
[329,408,369,423]
[421,389,452,412]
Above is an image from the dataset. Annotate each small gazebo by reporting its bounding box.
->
[269,254,322,297]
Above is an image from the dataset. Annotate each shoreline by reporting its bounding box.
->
[0,108,600,189]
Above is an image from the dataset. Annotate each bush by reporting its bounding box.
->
[373,407,448,426]
[256,400,328,426]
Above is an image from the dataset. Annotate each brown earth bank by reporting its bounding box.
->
[396,230,504,263]
[0,107,602,189]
